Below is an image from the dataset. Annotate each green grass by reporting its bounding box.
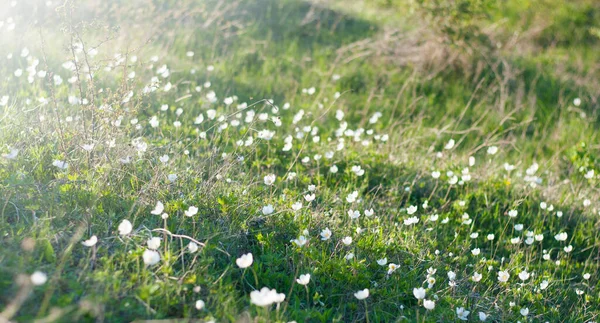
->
[0,0,599,322]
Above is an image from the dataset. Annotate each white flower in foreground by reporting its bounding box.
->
[508,209,518,218]
[296,274,311,285]
[250,287,285,307]
[320,228,332,240]
[52,159,69,170]
[31,271,48,285]
[354,289,369,300]
[413,287,426,300]
[118,219,133,235]
[423,299,435,310]
[195,299,205,310]
[377,258,387,266]
[472,272,482,282]
[583,273,591,280]
[540,280,549,290]
[520,307,529,316]
[456,307,470,321]
[263,174,276,185]
[185,206,198,217]
[432,171,441,179]
[147,237,161,250]
[142,249,161,266]
[151,201,164,215]
[82,235,98,247]
[498,270,510,283]
[188,242,199,253]
[236,253,253,268]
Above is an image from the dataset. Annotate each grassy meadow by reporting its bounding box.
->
[0,0,599,322]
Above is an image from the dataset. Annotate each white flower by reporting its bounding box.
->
[444,139,455,150]
[388,263,399,274]
[346,191,359,203]
[432,171,441,179]
[413,287,426,300]
[456,307,470,321]
[296,274,311,285]
[52,159,69,170]
[354,289,369,300]
[508,209,518,218]
[487,146,498,155]
[188,242,199,253]
[520,307,529,316]
[236,253,253,268]
[151,201,164,215]
[342,236,352,245]
[82,235,97,247]
[478,312,488,321]
[583,273,591,280]
[291,235,308,247]
[364,209,374,217]
[195,300,205,310]
[487,234,495,241]
[564,245,573,253]
[262,204,274,215]
[147,237,161,250]
[540,280,549,290]
[554,232,568,241]
[498,270,510,283]
[118,219,133,235]
[31,271,48,286]
[320,228,332,241]
[159,155,169,163]
[407,205,417,215]
[471,248,480,256]
[404,216,419,225]
[291,202,303,211]
[185,206,199,217]
[250,287,285,307]
[472,272,482,282]
[423,299,435,310]
[167,174,178,182]
[263,174,276,185]
[149,116,159,128]
[574,98,581,106]
[348,209,361,220]
[304,194,315,202]
[142,249,161,266]
[518,270,530,281]
[377,258,387,266]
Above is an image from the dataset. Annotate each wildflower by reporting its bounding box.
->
[118,219,133,235]
[444,139,455,150]
[583,273,591,280]
[195,300,205,310]
[471,248,480,256]
[540,280,549,290]
[364,209,374,217]
[142,249,161,266]
[498,270,510,283]
[52,159,69,170]
[456,307,470,321]
[423,299,435,310]
[147,237,161,250]
[263,174,276,185]
[291,235,308,247]
[354,289,369,300]
[31,271,48,285]
[82,235,97,247]
[296,274,311,285]
[377,258,387,266]
[388,263,399,274]
[250,287,285,307]
[413,287,426,300]
[185,206,198,217]
[472,272,482,282]
[554,232,568,241]
[342,236,352,245]
[262,205,274,215]
[348,209,360,219]
[520,308,529,316]
[406,205,417,215]
[291,202,302,211]
[487,234,495,241]
[236,253,253,268]
[478,312,488,321]
[151,201,164,215]
[304,194,315,202]
[188,242,199,253]
[518,270,530,281]
[404,216,419,225]
[320,228,332,241]
[2,148,18,160]
[508,210,518,218]
[487,146,498,155]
